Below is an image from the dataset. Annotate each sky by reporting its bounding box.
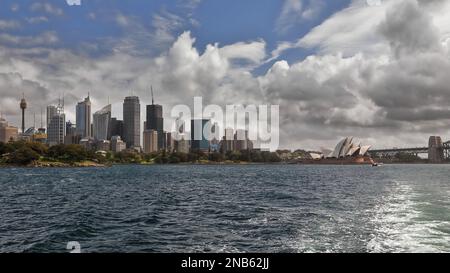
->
[1,0,450,150]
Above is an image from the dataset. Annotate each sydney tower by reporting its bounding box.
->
[20,94,27,134]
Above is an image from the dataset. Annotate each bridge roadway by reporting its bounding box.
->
[369,141,450,155]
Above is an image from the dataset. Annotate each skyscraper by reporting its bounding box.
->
[47,103,65,146]
[143,129,158,154]
[191,119,211,152]
[146,89,164,150]
[64,121,80,145]
[46,106,57,129]
[110,118,124,139]
[0,116,18,143]
[93,104,112,141]
[76,95,92,138]
[221,128,235,153]
[123,96,141,148]
[234,129,249,151]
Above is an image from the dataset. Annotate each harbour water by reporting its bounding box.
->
[0,164,449,253]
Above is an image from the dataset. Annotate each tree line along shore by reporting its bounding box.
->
[0,141,285,167]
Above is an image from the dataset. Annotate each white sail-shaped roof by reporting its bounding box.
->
[329,138,347,158]
[340,137,354,157]
[359,145,372,156]
[347,146,361,157]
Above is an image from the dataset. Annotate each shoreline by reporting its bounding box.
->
[1,161,447,168]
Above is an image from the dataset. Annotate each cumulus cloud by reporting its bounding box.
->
[276,0,324,34]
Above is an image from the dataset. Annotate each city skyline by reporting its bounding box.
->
[1,0,450,151]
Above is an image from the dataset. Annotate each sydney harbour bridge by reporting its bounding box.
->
[369,137,450,163]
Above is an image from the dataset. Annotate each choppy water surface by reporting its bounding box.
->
[0,164,449,253]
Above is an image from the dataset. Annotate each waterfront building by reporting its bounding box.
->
[97,140,111,152]
[80,137,95,151]
[174,134,190,154]
[64,121,80,145]
[0,117,18,143]
[143,129,158,154]
[234,129,249,151]
[165,132,174,152]
[429,136,444,163]
[123,96,141,149]
[220,128,235,153]
[93,104,112,141]
[47,100,66,146]
[46,106,57,129]
[47,112,66,146]
[327,137,372,158]
[76,95,92,138]
[111,136,126,153]
[110,118,124,140]
[146,91,164,150]
[191,119,211,152]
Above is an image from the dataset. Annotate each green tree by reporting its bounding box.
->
[7,147,40,165]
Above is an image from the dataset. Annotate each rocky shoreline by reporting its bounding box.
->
[0,161,108,168]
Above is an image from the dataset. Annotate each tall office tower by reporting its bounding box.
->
[191,119,211,152]
[0,116,18,143]
[76,95,92,138]
[143,129,158,154]
[64,121,80,145]
[165,132,173,152]
[123,96,141,148]
[234,129,249,151]
[93,104,112,141]
[47,103,66,146]
[221,128,235,153]
[46,106,57,129]
[174,134,190,154]
[110,118,124,139]
[20,94,27,134]
[146,89,164,150]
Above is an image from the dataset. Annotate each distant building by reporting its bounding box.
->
[76,95,92,138]
[143,129,158,154]
[64,121,80,145]
[80,137,95,151]
[111,136,126,153]
[175,134,190,154]
[165,132,174,152]
[221,128,235,153]
[327,137,371,158]
[110,118,124,140]
[93,104,112,141]
[47,112,66,146]
[0,117,18,143]
[123,96,141,149]
[146,99,164,150]
[46,106,57,130]
[429,136,444,163]
[191,119,210,152]
[234,129,249,151]
[97,140,111,152]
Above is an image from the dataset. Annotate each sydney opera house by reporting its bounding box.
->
[308,137,375,165]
